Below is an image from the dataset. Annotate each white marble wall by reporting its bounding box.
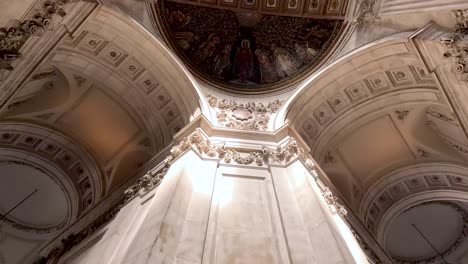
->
[61,151,366,264]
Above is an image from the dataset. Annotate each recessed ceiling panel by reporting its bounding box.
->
[338,115,414,183]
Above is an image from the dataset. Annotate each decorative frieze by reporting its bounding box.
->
[206,94,283,131]
[124,130,309,200]
[0,0,74,71]
[437,9,468,81]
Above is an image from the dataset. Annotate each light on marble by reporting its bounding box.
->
[213,175,234,207]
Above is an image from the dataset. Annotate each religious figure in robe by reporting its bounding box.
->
[193,34,221,65]
[234,39,253,83]
[256,49,278,84]
[270,43,300,77]
[213,44,232,79]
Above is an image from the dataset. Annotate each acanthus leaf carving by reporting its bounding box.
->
[322,187,348,217]
[438,9,468,81]
[206,94,283,131]
[0,0,75,71]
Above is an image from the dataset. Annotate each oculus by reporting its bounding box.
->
[157,1,344,93]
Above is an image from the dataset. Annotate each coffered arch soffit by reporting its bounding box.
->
[280,37,468,205]
[64,5,209,120]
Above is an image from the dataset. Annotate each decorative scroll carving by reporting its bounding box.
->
[353,0,377,24]
[0,0,73,71]
[206,94,283,131]
[322,187,347,216]
[438,9,468,81]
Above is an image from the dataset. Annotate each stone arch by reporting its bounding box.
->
[70,5,210,121]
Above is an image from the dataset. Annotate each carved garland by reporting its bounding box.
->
[206,94,284,131]
[124,130,307,200]
[0,0,74,71]
[437,9,468,81]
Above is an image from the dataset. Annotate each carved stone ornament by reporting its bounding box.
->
[33,202,122,264]
[353,0,377,24]
[437,9,468,81]
[124,130,311,200]
[321,187,347,217]
[206,94,284,131]
[0,0,73,71]
[35,129,343,262]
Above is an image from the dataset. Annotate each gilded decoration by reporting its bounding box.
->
[157,0,343,92]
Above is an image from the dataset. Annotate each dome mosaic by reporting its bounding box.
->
[156,0,347,93]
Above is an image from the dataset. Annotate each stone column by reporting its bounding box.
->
[58,117,370,264]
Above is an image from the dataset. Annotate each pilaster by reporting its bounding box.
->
[49,116,371,264]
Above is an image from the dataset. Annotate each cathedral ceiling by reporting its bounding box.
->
[283,33,468,262]
[155,0,347,94]
[1,1,468,263]
[0,3,207,263]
